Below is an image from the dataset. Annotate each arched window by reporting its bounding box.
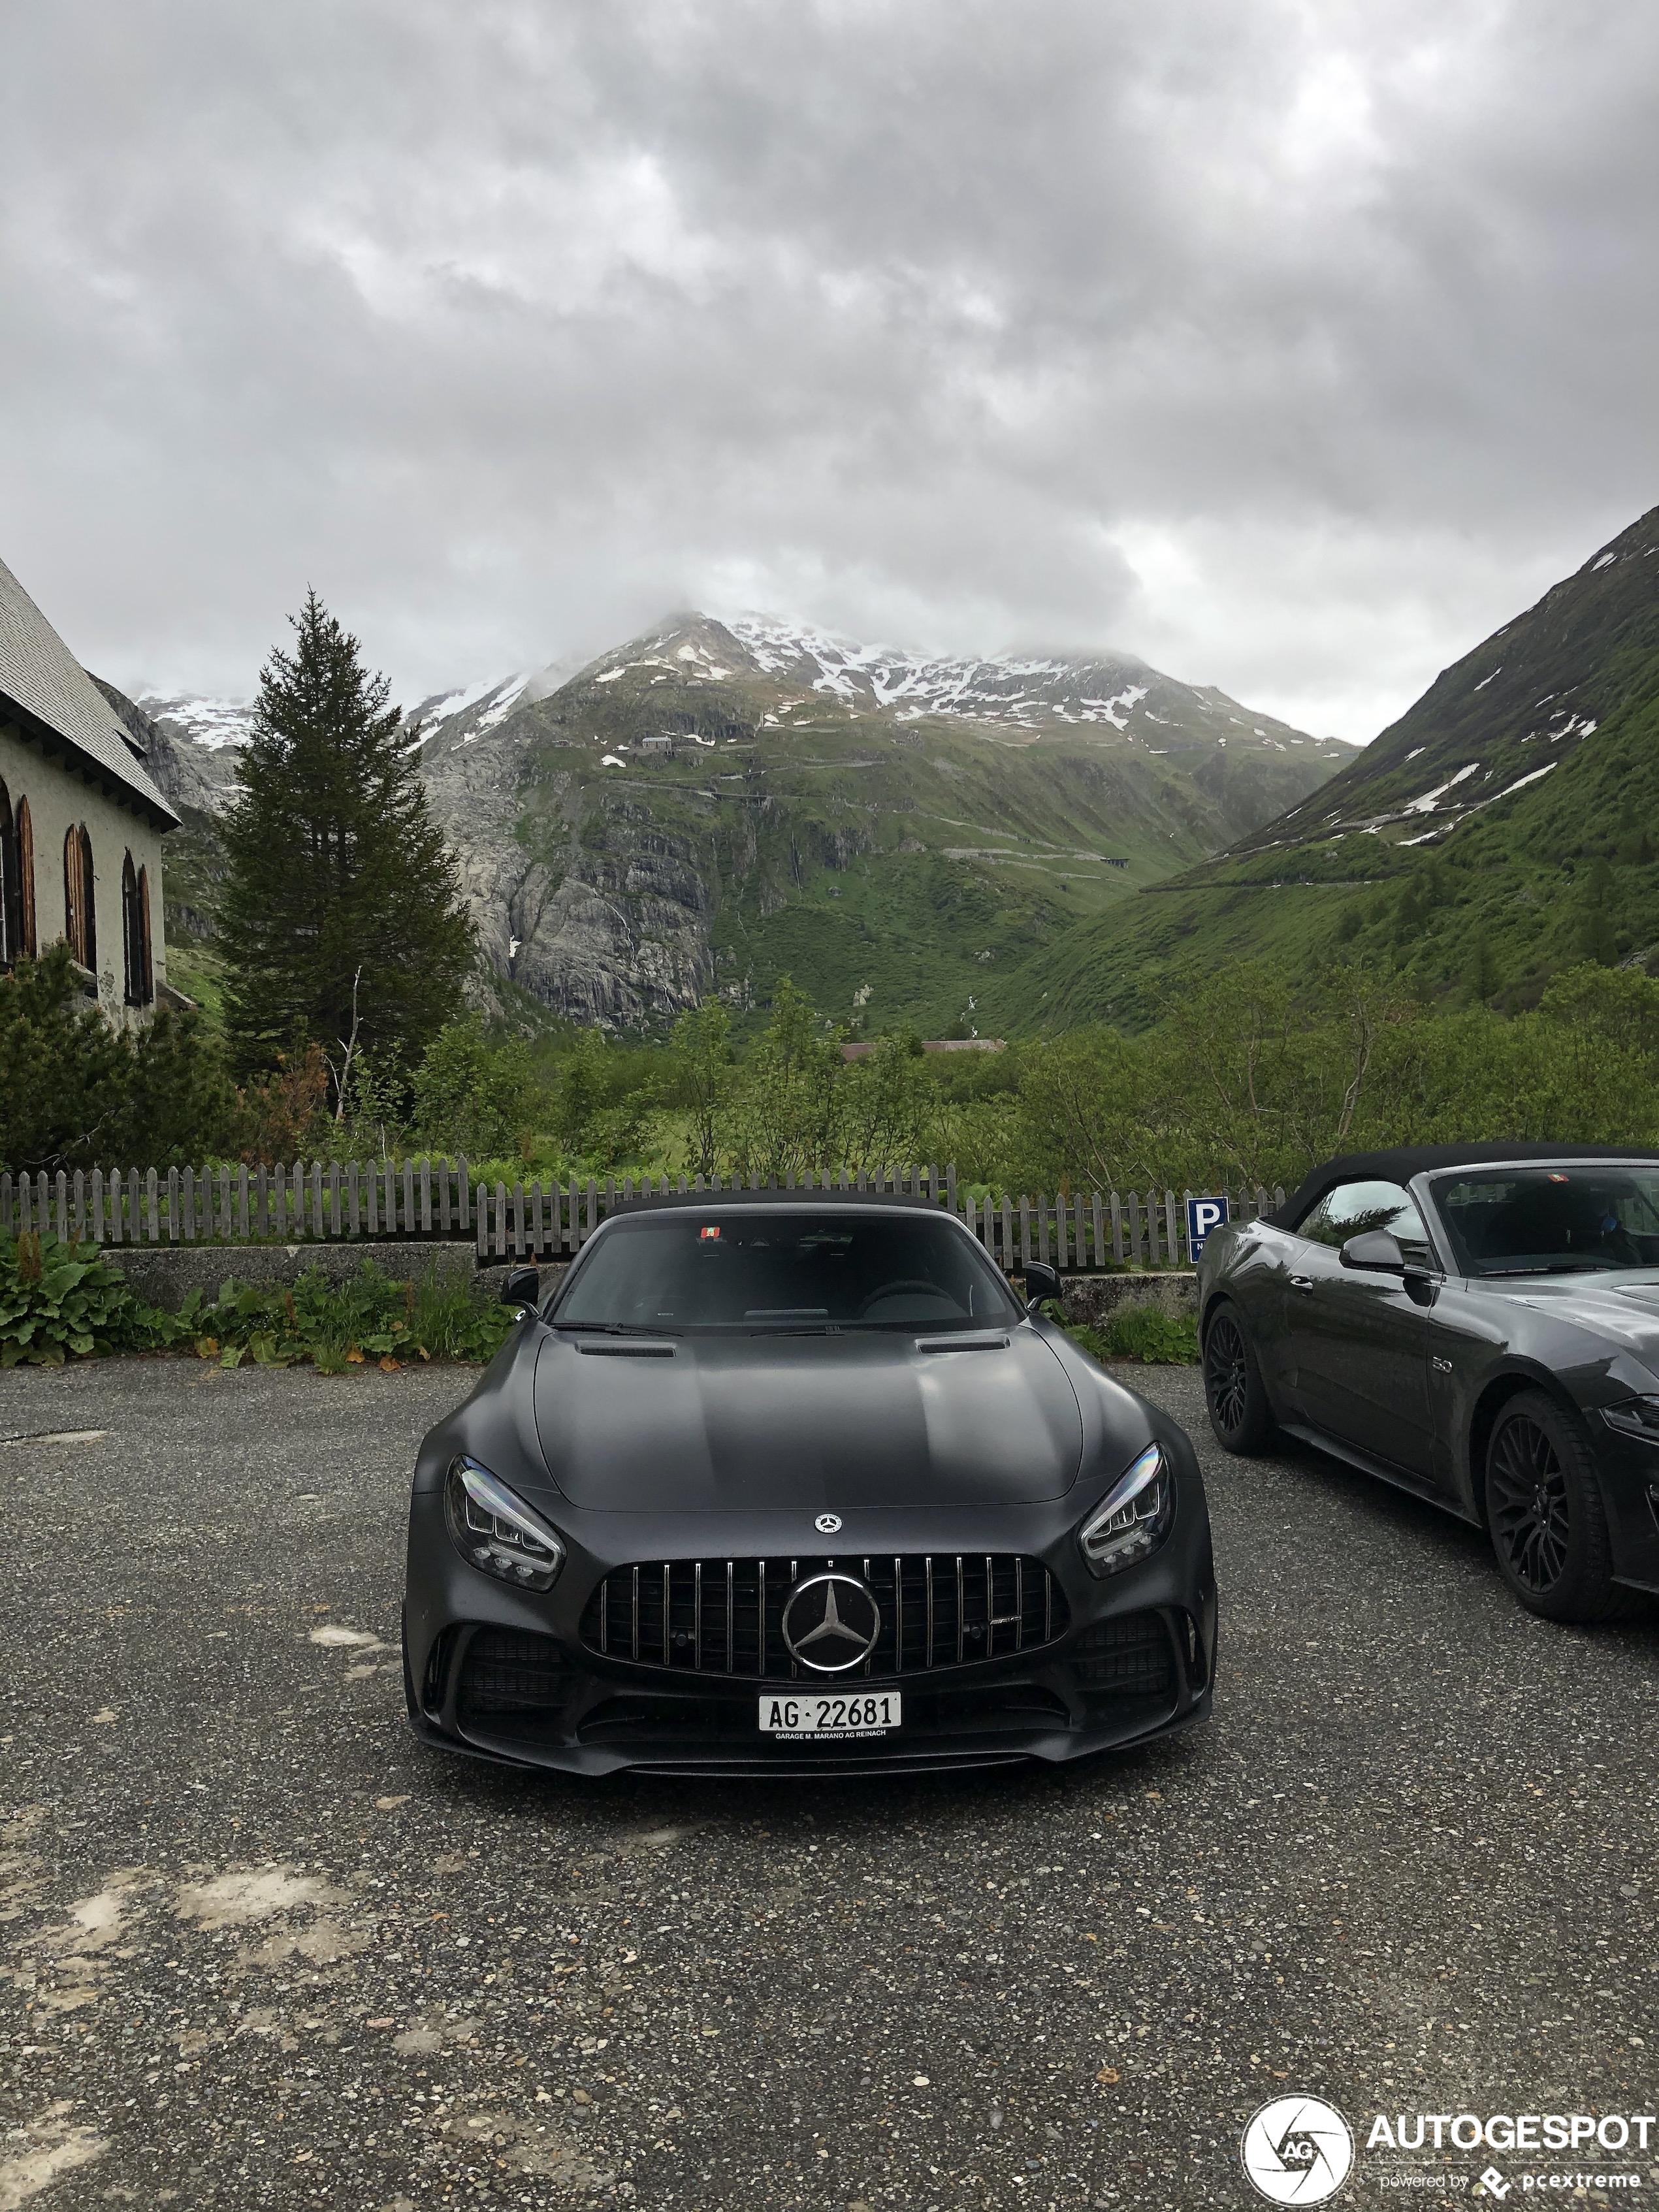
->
[16,797,34,956]
[137,863,152,1004]
[63,824,96,971]
[0,780,18,968]
[122,852,153,1006]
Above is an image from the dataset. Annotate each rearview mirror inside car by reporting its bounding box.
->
[500,1264,541,1310]
[1340,1230,1406,1274]
[1022,1260,1064,1312]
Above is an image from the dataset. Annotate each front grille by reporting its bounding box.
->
[579,1554,1068,1678]
[1071,1612,1175,1699]
[456,1627,572,1720]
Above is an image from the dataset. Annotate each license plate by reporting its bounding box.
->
[758,1691,901,1738]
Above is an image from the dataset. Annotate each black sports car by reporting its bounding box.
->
[1198,1144,1659,1621]
[403,1193,1216,1775]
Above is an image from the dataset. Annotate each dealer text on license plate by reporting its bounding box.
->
[758,1691,901,1737]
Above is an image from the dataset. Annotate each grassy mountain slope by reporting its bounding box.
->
[991,505,1659,1031]
[414,614,1344,1037]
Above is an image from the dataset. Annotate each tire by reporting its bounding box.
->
[1202,1300,1274,1455]
[1485,1388,1638,1622]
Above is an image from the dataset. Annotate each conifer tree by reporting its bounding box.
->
[220,592,475,1091]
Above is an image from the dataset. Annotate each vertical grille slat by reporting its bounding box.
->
[582,1554,1066,1678]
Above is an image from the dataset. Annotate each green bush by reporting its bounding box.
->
[1065,1303,1199,1366]
[0,1238,513,1373]
[179,1260,515,1373]
[0,1233,180,1366]
[0,947,235,1176]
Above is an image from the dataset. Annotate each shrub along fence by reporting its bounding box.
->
[0,1161,1287,1272]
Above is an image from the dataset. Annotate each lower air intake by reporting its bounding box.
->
[1070,1612,1175,1699]
[456,1627,571,1722]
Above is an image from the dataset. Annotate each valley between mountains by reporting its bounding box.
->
[105,502,1659,1043]
[121,614,1346,1038]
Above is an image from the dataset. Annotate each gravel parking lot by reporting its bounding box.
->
[2,1354,1656,2211]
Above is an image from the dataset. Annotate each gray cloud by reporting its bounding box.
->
[1,0,1654,739]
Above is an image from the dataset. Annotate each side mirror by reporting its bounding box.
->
[1022,1260,1063,1313]
[500,1264,541,1311]
[1340,1230,1406,1275]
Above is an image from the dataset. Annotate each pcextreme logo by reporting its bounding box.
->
[1241,2095,1355,2204]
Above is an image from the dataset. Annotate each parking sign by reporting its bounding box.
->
[1185,1194,1229,1262]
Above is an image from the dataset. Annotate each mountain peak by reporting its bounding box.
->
[557,608,1332,756]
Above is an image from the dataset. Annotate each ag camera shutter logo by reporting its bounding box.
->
[1241,2095,1354,2204]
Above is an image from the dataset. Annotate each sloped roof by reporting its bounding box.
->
[0,553,178,827]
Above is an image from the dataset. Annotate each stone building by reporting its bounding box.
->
[0,553,182,1027]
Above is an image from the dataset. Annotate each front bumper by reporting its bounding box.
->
[402,1484,1217,1778]
[1593,1423,1659,1595]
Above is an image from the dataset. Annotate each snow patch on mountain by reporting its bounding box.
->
[138,694,256,750]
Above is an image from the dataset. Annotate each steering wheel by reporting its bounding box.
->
[858,1279,949,1315]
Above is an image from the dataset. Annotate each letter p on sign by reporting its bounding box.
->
[1187,1195,1229,1262]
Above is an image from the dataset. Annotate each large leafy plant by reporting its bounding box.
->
[178,1258,514,1374]
[0,1233,180,1366]
[0,1237,511,1373]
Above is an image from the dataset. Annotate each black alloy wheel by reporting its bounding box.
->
[1485,1388,1633,1622]
[1202,1302,1273,1454]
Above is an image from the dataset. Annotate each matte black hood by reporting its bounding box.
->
[531,1327,1084,1512]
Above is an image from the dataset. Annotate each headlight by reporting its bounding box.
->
[1602,1396,1659,1441]
[443,1456,566,1591]
[1078,1443,1174,1579]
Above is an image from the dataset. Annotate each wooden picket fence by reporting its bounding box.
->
[1,1159,1287,1273]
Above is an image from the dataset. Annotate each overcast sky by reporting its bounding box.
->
[2,1,1654,742]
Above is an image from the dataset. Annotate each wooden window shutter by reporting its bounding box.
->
[16,797,34,955]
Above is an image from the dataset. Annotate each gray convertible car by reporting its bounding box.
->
[1199,1144,1659,1620]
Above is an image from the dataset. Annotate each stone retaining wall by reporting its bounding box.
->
[103,1241,490,1311]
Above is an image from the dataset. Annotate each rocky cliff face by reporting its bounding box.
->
[129,611,1349,1034]
[92,678,239,816]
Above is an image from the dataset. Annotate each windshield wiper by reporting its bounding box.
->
[552,1319,682,1336]
[1479,1261,1614,1277]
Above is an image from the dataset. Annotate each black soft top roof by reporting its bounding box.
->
[606,1187,941,1217]
[1272,1144,1659,1230]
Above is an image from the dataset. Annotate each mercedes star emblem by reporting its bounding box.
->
[814,1513,843,1534]
[781,1573,882,1673]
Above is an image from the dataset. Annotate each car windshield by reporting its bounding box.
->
[550,1208,1021,1332]
[1432,1168,1659,1277]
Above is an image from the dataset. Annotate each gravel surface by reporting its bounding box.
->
[1,1354,1656,2211]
